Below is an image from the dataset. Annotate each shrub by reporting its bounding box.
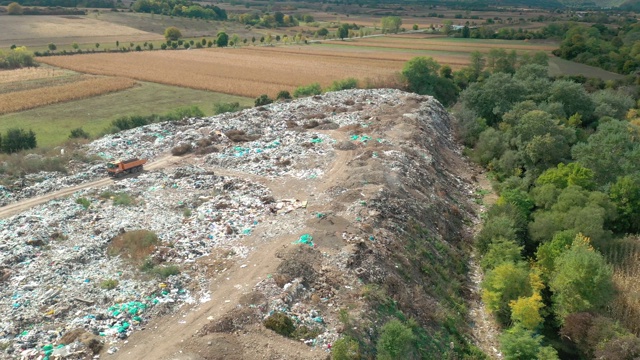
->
[135,45,142,51]
[263,312,295,337]
[326,78,358,92]
[100,279,118,290]
[376,319,416,360]
[76,197,91,209]
[113,193,134,206]
[332,336,360,360]
[166,105,204,120]
[255,94,273,106]
[213,101,241,114]
[161,43,167,50]
[69,128,90,139]
[152,265,180,279]
[293,83,322,98]
[276,90,292,100]
[107,230,158,262]
[172,143,193,156]
[164,26,182,41]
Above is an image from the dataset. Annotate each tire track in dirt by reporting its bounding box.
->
[0,154,183,219]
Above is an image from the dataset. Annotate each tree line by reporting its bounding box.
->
[130,0,226,20]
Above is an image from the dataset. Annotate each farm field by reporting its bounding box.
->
[0,15,163,48]
[0,76,137,115]
[37,46,409,97]
[0,82,252,148]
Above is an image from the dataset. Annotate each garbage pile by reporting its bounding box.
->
[0,89,477,358]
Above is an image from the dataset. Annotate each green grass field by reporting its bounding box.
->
[0,82,252,148]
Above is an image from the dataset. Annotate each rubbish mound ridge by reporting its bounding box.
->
[0,89,477,359]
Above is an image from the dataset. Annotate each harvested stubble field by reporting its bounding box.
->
[0,15,163,48]
[38,46,408,97]
[0,76,137,115]
[0,66,72,84]
[345,35,558,53]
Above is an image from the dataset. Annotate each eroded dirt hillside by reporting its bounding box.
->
[0,89,484,359]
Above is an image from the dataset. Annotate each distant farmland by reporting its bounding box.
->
[38,46,408,97]
[38,34,561,98]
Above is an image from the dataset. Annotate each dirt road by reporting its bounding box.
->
[0,155,182,219]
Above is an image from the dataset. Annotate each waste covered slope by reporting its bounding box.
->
[0,89,479,359]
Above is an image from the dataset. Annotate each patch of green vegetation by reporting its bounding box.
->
[75,197,91,209]
[100,279,119,290]
[263,312,295,337]
[0,82,252,148]
[100,191,134,206]
[152,265,180,279]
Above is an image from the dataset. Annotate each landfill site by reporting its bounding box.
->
[0,89,480,359]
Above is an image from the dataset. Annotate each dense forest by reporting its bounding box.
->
[447,50,640,358]
[130,0,226,20]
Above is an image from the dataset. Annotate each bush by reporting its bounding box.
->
[69,128,90,139]
[166,105,204,120]
[152,265,180,279]
[326,78,358,92]
[164,26,182,41]
[100,279,118,290]
[1,128,36,153]
[332,336,360,360]
[293,83,322,98]
[213,101,241,115]
[171,143,193,156]
[376,319,416,360]
[161,43,167,50]
[263,312,295,337]
[76,197,91,209]
[113,193,134,206]
[0,47,35,69]
[255,94,273,106]
[276,90,292,100]
[107,230,158,262]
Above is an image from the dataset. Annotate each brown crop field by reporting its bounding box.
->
[38,46,409,97]
[0,76,137,115]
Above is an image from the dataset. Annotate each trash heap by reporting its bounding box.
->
[0,89,477,359]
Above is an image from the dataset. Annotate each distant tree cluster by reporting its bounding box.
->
[0,129,37,154]
[553,22,640,74]
[131,0,226,20]
[0,46,35,69]
[232,11,312,28]
[6,0,115,8]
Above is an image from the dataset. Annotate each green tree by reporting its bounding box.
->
[480,237,523,271]
[460,72,526,125]
[412,24,418,31]
[548,80,594,123]
[216,31,229,47]
[95,43,100,49]
[572,120,640,186]
[550,234,614,323]
[609,175,640,233]
[72,42,79,50]
[500,325,559,360]
[536,163,595,191]
[482,262,532,325]
[401,56,458,106]
[48,43,57,52]
[164,26,182,41]
[337,24,349,40]
[443,20,453,35]
[380,16,402,34]
[376,319,416,360]
[1,128,37,153]
[231,34,240,47]
[462,25,470,38]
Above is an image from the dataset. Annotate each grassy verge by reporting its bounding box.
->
[0,81,252,148]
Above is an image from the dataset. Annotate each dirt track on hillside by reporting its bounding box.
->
[0,155,182,219]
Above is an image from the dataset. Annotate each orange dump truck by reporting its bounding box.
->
[106,158,147,178]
